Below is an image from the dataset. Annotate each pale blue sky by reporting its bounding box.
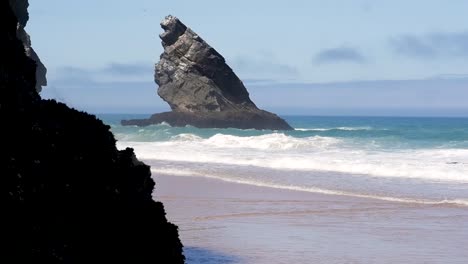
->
[27,0,468,115]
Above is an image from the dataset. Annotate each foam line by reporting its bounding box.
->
[151,168,468,207]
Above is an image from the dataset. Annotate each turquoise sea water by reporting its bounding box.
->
[100,114,468,205]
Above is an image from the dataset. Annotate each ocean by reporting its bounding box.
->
[100,114,468,207]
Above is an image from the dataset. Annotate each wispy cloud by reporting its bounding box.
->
[314,47,366,64]
[390,31,468,59]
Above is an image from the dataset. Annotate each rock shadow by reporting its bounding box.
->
[184,247,243,264]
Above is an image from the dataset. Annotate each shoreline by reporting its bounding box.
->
[154,173,468,264]
[151,168,468,207]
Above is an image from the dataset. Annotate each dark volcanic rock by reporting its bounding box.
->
[1,1,184,263]
[122,15,292,130]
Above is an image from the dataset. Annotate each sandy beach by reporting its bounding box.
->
[154,173,468,264]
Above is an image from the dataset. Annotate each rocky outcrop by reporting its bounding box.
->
[17,26,47,92]
[122,15,292,130]
[1,1,184,263]
[9,0,47,92]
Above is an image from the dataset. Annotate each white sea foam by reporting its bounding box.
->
[117,133,468,183]
[295,126,373,132]
[172,133,203,142]
[203,133,341,150]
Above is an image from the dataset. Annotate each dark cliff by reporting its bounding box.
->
[122,15,292,130]
[1,1,184,263]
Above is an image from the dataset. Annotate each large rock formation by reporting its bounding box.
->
[1,1,184,263]
[122,15,292,130]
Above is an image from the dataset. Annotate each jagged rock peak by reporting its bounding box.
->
[155,15,255,113]
[123,15,293,130]
[159,15,188,47]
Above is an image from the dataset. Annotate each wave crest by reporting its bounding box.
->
[295,126,374,132]
[203,133,341,150]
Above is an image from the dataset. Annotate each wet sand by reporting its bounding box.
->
[154,174,468,264]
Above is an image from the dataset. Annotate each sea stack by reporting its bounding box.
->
[122,15,293,130]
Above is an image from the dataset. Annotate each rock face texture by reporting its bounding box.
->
[1,1,184,263]
[17,25,47,92]
[122,15,292,130]
[9,0,47,92]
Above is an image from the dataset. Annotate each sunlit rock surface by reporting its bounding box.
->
[122,15,292,130]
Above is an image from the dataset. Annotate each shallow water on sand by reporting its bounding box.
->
[156,175,468,264]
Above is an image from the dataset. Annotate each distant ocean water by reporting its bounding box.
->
[100,114,468,206]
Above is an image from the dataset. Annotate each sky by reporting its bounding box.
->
[27,0,468,116]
